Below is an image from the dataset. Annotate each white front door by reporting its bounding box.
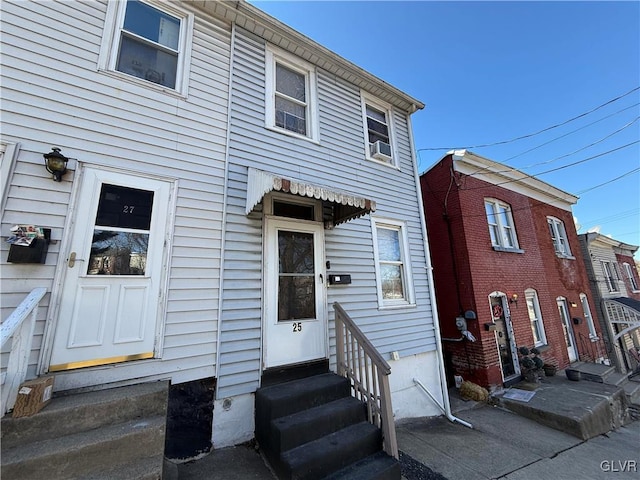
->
[558,298,578,363]
[490,294,519,380]
[49,168,171,371]
[263,217,326,368]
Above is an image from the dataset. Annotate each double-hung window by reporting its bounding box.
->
[525,289,547,346]
[484,199,519,250]
[266,46,318,141]
[602,261,619,292]
[580,293,597,338]
[547,217,572,257]
[361,94,395,166]
[623,262,640,292]
[371,218,414,308]
[99,0,193,94]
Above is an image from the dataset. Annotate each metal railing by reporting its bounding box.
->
[1,287,47,416]
[578,331,608,365]
[333,302,397,459]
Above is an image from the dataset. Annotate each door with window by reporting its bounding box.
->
[490,294,519,381]
[264,217,326,368]
[49,168,171,371]
[557,298,578,363]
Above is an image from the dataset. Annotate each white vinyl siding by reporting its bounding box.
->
[216,28,435,398]
[547,216,572,257]
[1,0,230,387]
[525,288,546,346]
[485,198,519,250]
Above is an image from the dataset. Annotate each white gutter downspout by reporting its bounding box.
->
[407,114,473,430]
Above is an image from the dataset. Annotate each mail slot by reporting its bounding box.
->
[328,274,351,285]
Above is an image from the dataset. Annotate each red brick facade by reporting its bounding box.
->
[421,153,602,391]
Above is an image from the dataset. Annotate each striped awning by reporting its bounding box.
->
[246,168,376,227]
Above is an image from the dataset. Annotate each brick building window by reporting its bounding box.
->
[547,216,572,257]
[623,262,639,292]
[484,199,520,250]
[525,288,547,346]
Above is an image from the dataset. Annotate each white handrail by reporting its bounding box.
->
[1,287,47,416]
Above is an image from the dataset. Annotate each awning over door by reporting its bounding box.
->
[603,297,640,340]
[246,168,376,227]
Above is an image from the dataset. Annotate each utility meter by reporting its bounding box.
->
[455,317,467,331]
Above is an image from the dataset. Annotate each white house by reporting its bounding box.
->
[1,0,449,456]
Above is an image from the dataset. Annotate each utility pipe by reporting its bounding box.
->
[413,378,473,429]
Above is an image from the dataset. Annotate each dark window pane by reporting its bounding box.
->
[88,230,149,275]
[95,184,154,230]
[367,117,389,138]
[278,231,314,274]
[123,0,180,50]
[275,97,306,134]
[278,276,316,320]
[273,201,314,221]
[117,36,177,88]
[276,63,305,101]
[380,264,404,300]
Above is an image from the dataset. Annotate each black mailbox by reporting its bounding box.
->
[328,274,351,285]
[7,229,51,264]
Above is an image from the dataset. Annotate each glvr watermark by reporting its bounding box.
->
[600,460,638,473]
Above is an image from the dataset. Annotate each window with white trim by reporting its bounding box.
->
[484,199,519,250]
[623,262,640,291]
[580,293,597,338]
[547,216,572,257]
[371,218,414,307]
[361,94,395,166]
[525,289,547,346]
[265,46,318,141]
[602,261,619,292]
[99,0,193,94]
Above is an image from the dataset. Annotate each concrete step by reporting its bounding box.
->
[567,361,615,383]
[1,416,166,479]
[281,421,382,480]
[602,371,628,386]
[622,380,640,406]
[323,450,401,480]
[269,396,367,454]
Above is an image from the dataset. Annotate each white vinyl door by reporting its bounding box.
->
[49,168,171,371]
[263,217,326,368]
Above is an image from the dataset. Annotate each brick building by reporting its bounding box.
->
[421,150,602,391]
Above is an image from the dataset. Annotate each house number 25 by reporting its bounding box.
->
[292,322,302,332]
[123,205,135,214]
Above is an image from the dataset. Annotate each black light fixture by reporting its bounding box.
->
[43,147,69,182]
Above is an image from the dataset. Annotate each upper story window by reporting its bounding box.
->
[623,262,640,291]
[580,293,597,338]
[602,261,619,292]
[265,46,318,141]
[547,217,572,257]
[99,0,193,94]
[361,94,396,167]
[525,289,547,346]
[484,199,520,251]
[371,218,414,308]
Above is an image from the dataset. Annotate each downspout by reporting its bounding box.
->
[407,115,473,429]
[214,21,237,400]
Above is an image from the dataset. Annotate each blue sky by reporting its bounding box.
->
[251,1,640,257]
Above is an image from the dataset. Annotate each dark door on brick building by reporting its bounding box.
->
[490,293,519,382]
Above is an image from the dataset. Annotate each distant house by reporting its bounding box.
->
[578,232,640,374]
[1,0,445,460]
[420,150,603,391]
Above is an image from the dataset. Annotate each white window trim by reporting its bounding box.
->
[547,216,573,258]
[371,217,415,309]
[580,293,597,339]
[623,262,640,292]
[484,198,521,251]
[98,0,194,96]
[525,288,547,346]
[265,45,319,143]
[360,92,398,168]
[602,261,619,293]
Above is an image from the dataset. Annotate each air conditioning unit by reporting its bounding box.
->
[371,140,392,161]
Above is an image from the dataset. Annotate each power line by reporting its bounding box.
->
[576,167,640,195]
[417,86,640,152]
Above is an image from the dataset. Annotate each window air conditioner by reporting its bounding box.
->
[371,140,392,161]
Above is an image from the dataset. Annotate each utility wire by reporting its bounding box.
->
[576,167,640,195]
[417,86,640,152]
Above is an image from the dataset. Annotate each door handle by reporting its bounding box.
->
[319,273,323,283]
[68,252,84,268]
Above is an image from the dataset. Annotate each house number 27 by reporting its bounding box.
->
[292,322,302,332]
[123,205,135,214]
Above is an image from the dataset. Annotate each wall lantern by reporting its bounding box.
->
[43,147,69,182]
[509,293,519,306]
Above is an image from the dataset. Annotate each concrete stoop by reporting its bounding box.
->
[567,361,640,406]
[494,375,629,441]
[1,380,169,480]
